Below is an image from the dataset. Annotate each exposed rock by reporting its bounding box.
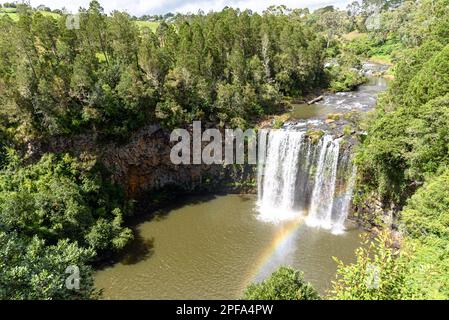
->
[26,125,256,199]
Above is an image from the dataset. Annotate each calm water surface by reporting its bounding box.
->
[95,195,362,299]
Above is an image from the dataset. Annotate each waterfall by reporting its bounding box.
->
[257,129,268,201]
[332,165,357,235]
[257,130,306,222]
[257,129,356,233]
[306,136,341,230]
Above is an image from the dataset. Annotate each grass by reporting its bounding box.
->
[369,54,393,65]
[0,7,19,21]
[135,20,160,32]
[0,12,18,21]
[1,9,160,33]
[342,31,367,41]
[40,11,61,19]
[0,7,17,13]
[0,8,60,22]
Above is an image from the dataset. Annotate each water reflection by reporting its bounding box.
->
[95,195,362,299]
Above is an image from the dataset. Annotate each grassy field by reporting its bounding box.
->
[0,7,19,21]
[368,54,394,65]
[0,8,59,21]
[0,11,60,21]
[135,20,160,32]
[40,11,61,19]
[0,7,17,13]
[342,31,367,41]
[1,8,159,32]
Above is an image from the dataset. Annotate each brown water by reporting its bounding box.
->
[95,63,389,300]
[95,194,362,300]
[291,103,336,119]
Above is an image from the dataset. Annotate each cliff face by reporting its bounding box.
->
[28,125,256,199]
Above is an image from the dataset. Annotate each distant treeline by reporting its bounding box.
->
[0,1,374,142]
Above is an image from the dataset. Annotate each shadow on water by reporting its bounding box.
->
[95,192,242,269]
[119,234,155,266]
[94,231,156,270]
[237,194,254,202]
[130,192,220,225]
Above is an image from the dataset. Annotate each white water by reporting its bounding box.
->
[306,136,341,230]
[257,130,306,222]
[332,165,357,235]
[257,129,356,233]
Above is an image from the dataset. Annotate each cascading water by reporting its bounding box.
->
[332,165,357,235]
[257,129,356,233]
[305,135,341,230]
[257,130,306,222]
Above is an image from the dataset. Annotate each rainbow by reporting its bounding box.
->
[242,217,305,289]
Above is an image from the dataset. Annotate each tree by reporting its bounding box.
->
[406,44,449,107]
[1,1,332,137]
[401,168,449,241]
[399,169,449,299]
[244,267,320,300]
[0,153,133,253]
[0,231,98,300]
[330,232,414,300]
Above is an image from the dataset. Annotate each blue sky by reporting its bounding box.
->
[28,0,352,16]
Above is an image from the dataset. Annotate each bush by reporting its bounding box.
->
[0,153,133,252]
[398,169,449,299]
[243,267,320,300]
[401,168,449,241]
[327,52,366,92]
[0,231,98,300]
[330,232,414,300]
[406,44,449,107]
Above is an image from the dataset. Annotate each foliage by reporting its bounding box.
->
[326,51,366,92]
[398,170,449,298]
[306,129,325,144]
[0,1,331,139]
[334,169,449,300]
[330,232,415,300]
[346,1,449,300]
[401,169,449,241]
[406,45,449,107]
[0,153,133,252]
[0,153,132,299]
[355,1,449,204]
[356,77,449,205]
[244,267,320,300]
[0,231,98,300]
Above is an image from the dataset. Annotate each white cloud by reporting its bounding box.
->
[28,0,352,16]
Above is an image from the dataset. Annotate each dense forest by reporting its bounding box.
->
[1,1,329,139]
[344,0,449,299]
[247,0,449,300]
[1,0,449,300]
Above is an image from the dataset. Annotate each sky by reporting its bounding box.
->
[27,0,353,16]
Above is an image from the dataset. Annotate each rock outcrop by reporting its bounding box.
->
[27,124,256,199]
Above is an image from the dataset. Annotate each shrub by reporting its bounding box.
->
[330,232,414,300]
[244,267,320,300]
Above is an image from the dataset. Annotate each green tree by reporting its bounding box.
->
[0,153,133,252]
[330,232,414,300]
[244,267,320,300]
[399,169,449,299]
[0,231,98,300]
[406,44,449,107]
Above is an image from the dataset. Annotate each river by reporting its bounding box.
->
[95,62,389,300]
